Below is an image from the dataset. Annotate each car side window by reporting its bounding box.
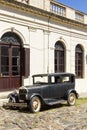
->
[71,76,75,83]
[51,76,61,84]
[55,76,61,83]
[62,76,70,83]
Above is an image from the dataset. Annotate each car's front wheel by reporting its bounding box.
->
[29,96,41,113]
[67,92,76,106]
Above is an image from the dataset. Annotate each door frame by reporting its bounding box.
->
[0,41,22,91]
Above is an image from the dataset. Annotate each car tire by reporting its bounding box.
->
[29,96,41,113]
[67,92,76,106]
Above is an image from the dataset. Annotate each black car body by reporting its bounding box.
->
[18,73,78,113]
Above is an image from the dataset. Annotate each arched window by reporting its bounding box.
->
[1,32,30,78]
[75,44,83,78]
[54,41,65,73]
[1,32,22,45]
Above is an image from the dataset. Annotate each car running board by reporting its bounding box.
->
[45,99,66,105]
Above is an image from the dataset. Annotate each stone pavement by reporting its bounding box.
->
[0,102,87,130]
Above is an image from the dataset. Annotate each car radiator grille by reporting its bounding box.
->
[19,89,27,101]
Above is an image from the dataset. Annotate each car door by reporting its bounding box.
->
[50,83,62,99]
[49,75,72,99]
[49,76,62,99]
[59,75,72,97]
[42,84,50,99]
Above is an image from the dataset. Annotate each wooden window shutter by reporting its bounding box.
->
[22,48,30,77]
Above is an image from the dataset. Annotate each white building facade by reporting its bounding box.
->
[0,0,87,95]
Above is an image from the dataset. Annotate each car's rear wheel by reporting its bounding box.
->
[29,96,41,113]
[67,92,76,106]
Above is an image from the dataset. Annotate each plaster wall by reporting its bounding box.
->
[0,2,87,95]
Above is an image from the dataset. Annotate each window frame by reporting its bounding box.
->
[0,45,9,76]
[54,41,65,73]
[75,45,83,78]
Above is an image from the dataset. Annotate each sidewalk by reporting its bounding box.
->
[0,91,11,107]
[79,92,87,98]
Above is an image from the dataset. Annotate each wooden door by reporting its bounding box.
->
[0,44,21,91]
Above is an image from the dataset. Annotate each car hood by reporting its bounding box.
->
[19,84,43,90]
[19,84,49,93]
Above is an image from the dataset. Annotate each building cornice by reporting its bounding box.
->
[0,0,87,30]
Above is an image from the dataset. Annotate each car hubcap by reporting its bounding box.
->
[33,99,40,111]
[70,94,75,103]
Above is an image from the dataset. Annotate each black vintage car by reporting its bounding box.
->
[17,73,78,113]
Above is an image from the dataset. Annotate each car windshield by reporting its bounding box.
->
[33,75,48,84]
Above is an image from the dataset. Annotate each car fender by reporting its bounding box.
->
[28,93,44,103]
[65,89,79,100]
[8,90,19,103]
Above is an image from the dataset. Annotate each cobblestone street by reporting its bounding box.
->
[0,102,87,130]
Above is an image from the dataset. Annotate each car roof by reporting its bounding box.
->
[32,73,75,77]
